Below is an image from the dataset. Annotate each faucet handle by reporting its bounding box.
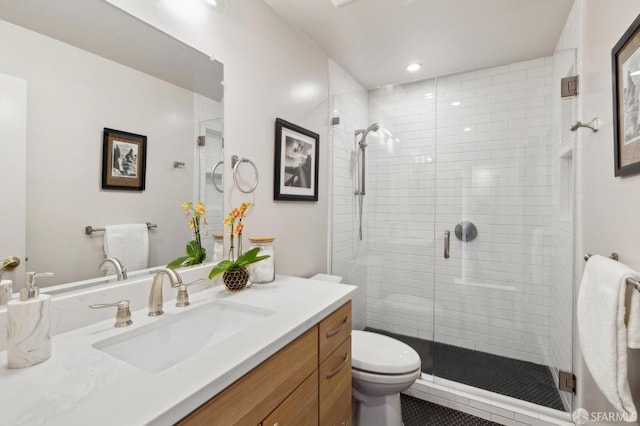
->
[89,300,133,327]
[176,278,205,308]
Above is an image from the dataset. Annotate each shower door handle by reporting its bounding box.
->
[444,230,450,259]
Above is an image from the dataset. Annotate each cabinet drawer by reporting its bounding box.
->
[319,301,351,361]
[179,327,318,426]
[262,371,318,426]
[319,336,352,426]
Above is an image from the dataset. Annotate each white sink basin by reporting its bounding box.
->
[93,300,274,373]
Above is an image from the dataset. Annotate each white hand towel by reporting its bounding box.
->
[627,287,640,348]
[577,255,639,417]
[103,224,149,272]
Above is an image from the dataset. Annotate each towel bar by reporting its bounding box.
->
[85,222,157,235]
[584,253,640,293]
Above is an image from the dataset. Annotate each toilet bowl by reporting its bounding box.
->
[351,330,421,426]
[308,274,421,425]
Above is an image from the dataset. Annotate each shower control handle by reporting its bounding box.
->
[444,230,450,259]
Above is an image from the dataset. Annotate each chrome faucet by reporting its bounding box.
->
[148,268,183,316]
[98,257,128,281]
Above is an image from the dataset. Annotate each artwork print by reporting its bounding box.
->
[612,13,640,176]
[274,118,319,201]
[102,128,147,190]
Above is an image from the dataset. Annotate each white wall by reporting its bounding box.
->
[0,20,196,286]
[106,0,331,278]
[568,0,640,423]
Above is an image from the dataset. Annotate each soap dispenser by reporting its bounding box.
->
[7,272,54,368]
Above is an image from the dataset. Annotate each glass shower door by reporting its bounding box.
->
[197,117,224,260]
[431,50,576,413]
[364,80,438,371]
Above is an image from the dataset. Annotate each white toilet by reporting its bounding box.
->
[351,330,421,426]
[309,274,421,426]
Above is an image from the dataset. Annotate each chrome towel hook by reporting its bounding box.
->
[570,118,598,132]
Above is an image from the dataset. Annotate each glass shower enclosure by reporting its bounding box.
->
[330,49,577,414]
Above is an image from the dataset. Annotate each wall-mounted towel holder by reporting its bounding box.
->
[85,222,158,235]
[584,252,640,292]
[231,155,258,193]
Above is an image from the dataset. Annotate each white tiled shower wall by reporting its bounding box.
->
[330,56,574,371]
[435,58,555,365]
[366,57,557,365]
[366,77,438,341]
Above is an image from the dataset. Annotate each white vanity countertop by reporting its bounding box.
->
[0,275,356,426]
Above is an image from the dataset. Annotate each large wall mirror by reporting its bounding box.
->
[0,0,224,289]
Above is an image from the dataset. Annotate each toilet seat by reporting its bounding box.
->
[352,366,421,386]
[352,330,421,375]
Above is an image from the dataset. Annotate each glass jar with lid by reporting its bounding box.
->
[212,233,224,262]
[248,236,275,283]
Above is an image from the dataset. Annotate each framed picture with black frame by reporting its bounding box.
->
[274,118,319,201]
[101,128,147,190]
[612,13,640,177]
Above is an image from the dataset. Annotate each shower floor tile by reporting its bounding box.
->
[401,393,500,426]
[365,327,566,412]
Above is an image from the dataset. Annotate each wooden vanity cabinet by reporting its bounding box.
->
[262,371,318,426]
[318,301,352,426]
[319,335,351,425]
[179,301,352,426]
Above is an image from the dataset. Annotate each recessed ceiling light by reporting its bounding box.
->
[463,127,472,132]
[451,101,461,106]
[406,63,421,72]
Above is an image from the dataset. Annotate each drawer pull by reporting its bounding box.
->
[326,315,348,338]
[326,352,349,379]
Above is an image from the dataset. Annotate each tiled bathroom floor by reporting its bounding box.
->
[366,327,566,412]
[401,394,500,426]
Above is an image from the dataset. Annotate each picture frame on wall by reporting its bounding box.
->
[612,13,640,177]
[101,128,147,190]
[274,118,319,201]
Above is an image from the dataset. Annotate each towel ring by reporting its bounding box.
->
[231,155,259,194]
[210,161,224,193]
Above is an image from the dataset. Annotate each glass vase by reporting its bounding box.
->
[248,236,275,283]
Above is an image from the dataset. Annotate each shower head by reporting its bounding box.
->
[356,122,381,148]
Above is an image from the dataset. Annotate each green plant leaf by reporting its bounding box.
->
[208,260,234,279]
[167,256,190,269]
[186,240,200,258]
[238,247,261,262]
[236,255,270,267]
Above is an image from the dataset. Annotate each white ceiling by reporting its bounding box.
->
[264,0,575,88]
